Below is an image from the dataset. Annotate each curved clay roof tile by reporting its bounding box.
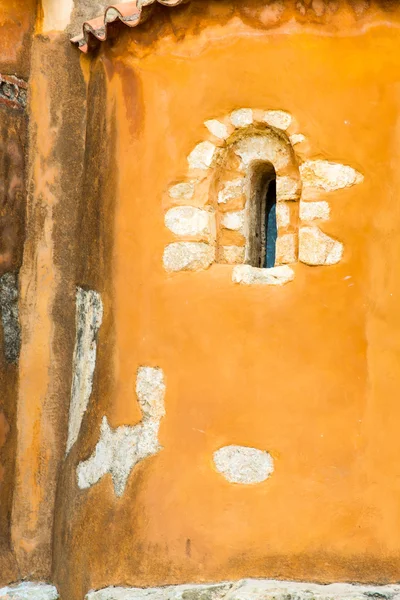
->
[71,0,187,53]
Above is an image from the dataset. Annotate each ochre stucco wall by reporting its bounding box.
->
[21,2,400,598]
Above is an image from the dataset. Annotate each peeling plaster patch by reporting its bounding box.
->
[232,265,294,286]
[214,445,274,484]
[66,288,103,455]
[205,119,229,139]
[299,227,343,266]
[0,582,59,599]
[218,179,244,204]
[230,109,253,128]
[300,160,364,192]
[77,367,166,497]
[221,211,245,232]
[300,201,330,221]
[234,135,291,171]
[276,176,300,201]
[290,133,305,146]
[262,110,292,131]
[163,242,214,272]
[220,246,245,264]
[85,580,400,600]
[165,207,211,236]
[276,233,296,264]
[188,142,216,170]
[136,366,166,420]
[86,583,234,600]
[0,273,20,363]
[276,203,290,228]
[168,182,196,201]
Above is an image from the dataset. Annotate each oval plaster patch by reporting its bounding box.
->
[213,445,274,484]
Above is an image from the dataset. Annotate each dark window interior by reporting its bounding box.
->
[248,161,277,269]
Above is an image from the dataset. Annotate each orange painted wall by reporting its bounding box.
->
[51,2,400,598]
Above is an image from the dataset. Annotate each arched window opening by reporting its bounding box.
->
[248,161,277,269]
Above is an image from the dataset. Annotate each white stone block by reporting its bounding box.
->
[299,227,343,266]
[230,109,253,128]
[219,246,245,264]
[214,445,274,484]
[0,582,59,599]
[204,119,229,139]
[300,160,364,192]
[276,176,300,201]
[85,580,400,600]
[221,210,245,232]
[187,141,216,170]
[163,242,214,272]
[289,133,306,145]
[276,203,290,228]
[234,135,291,171]
[232,264,294,286]
[262,110,292,130]
[276,233,296,264]
[218,179,244,204]
[300,201,330,221]
[168,181,195,201]
[165,206,211,236]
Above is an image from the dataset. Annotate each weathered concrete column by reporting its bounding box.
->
[11,29,87,578]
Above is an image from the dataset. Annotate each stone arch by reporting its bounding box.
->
[163,108,364,285]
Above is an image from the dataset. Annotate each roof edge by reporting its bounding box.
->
[70,0,187,53]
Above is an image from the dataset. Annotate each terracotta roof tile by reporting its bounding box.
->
[71,0,186,53]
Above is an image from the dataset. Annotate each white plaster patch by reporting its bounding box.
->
[85,580,400,600]
[232,265,294,286]
[218,179,244,204]
[214,445,274,484]
[299,227,343,266]
[204,119,229,140]
[276,176,300,201]
[300,160,364,192]
[276,233,296,264]
[221,211,245,232]
[136,366,166,420]
[262,110,292,131]
[187,142,216,170]
[165,206,212,236]
[276,203,290,228]
[300,201,330,221]
[77,367,166,497]
[168,181,196,201]
[219,246,245,265]
[0,582,59,599]
[163,242,215,272]
[230,109,253,128]
[66,288,103,455]
[289,133,306,145]
[234,135,291,171]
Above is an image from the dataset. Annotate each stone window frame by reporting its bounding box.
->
[163,108,364,285]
